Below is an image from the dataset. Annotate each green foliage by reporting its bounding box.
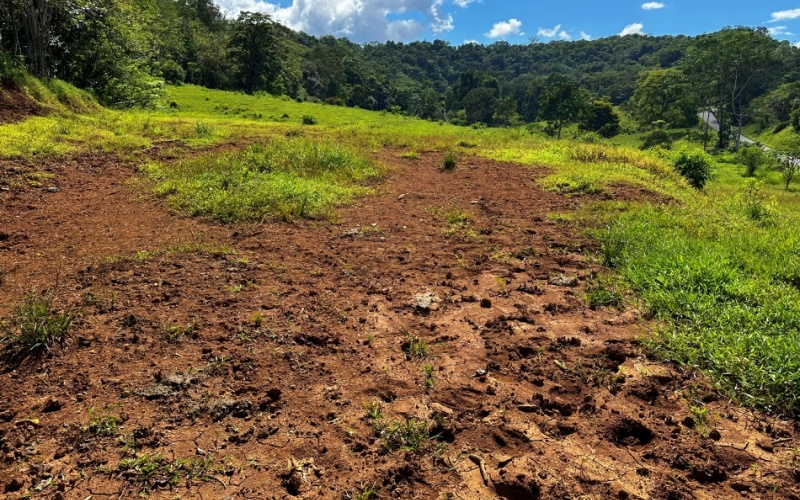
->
[115,453,216,493]
[597,203,800,415]
[402,333,430,359]
[672,150,713,189]
[736,145,767,177]
[633,68,697,129]
[86,407,123,435]
[1,291,75,359]
[146,138,383,222]
[641,129,672,150]
[442,150,457,170]
[375,418,438,453]
[585,278,623,309]
[728,179,779,226]
[579,100,620,138]
[539,74,588,140]
[422,364,435,388]
[301,114,317,125]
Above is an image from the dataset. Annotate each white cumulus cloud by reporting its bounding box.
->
[537,24,571,40]
[453,0,476,7]
[770,8,800,22]
[641,2,665,10]
[769,26,795,36]
[486,18,523,38]
[620,22,645,36]
[212,0,456,42]
[580,31,591,40]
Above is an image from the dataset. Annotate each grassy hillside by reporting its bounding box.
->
[5,81,800,415]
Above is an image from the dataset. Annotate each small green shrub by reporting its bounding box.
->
[729,179,779,226]
[672,150,713,189]
[1,291,75,358]
[402,333,429,359]
[736,145,767,177]
[375,418,437,453]
[641,129,672,150]
[301,115,317,125]
[442,150,457,170]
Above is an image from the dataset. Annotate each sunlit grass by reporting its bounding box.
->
[145,138,384,222]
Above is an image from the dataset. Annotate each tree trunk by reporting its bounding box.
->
[23,0,51,78]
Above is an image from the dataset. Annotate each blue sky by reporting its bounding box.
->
[214,0,800,45]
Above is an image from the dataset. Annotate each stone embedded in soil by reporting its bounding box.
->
[480,298,492,308]
[211,399,253,421]
[339,227,362,238]
[548,275,579,287]
[160,372,198,389]
[414,292,437,313]
[136,384,174,400]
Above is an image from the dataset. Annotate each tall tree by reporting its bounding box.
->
[230,12,285,95]
[633,68,697,129]
[684,27,779,150]
[539,74,587,139]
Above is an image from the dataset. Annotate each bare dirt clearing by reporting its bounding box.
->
[1,149,798,499]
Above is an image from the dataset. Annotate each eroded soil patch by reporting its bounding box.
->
[0,150,798,499]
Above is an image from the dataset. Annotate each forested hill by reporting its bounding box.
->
[2,0,800,136]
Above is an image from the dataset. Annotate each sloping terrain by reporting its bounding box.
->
[0,84,46,124]
[0,149,799,499]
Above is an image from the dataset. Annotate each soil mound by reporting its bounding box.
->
[0,82,46,124]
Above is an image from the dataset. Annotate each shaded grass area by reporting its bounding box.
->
[145,138,383,222]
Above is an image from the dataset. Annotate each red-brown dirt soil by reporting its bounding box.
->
[0,84,46,124]
[1,148,799,499]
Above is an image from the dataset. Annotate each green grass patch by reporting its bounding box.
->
[596,201,800,414]
[1,290,76,359]
[145,138,383,222]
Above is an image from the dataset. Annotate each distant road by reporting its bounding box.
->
[699,111,756,146]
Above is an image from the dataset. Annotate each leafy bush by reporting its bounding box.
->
[728,179,779,226]
[641,129,672,150]
[736,145,767,177]
[301,115,317,125]
[0,50,26,85]
[672,150,713,189]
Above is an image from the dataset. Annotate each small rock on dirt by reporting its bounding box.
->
[339,227,362,238]
[548,275,579,287]
[211,399,253,421]
[480,298,492,308]
[756,439,774,453]
[414,292,437,313]
[136,384,174,400]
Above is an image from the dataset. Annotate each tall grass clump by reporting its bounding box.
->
[597,203,800,414]
[145,138,383,222]
[1,290,75,359]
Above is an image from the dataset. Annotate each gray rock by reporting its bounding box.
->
[339,227,362,238]
[211,399,253,421]
[414,292,437,312]
[137,384,174,400]
[548,274,579,287]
